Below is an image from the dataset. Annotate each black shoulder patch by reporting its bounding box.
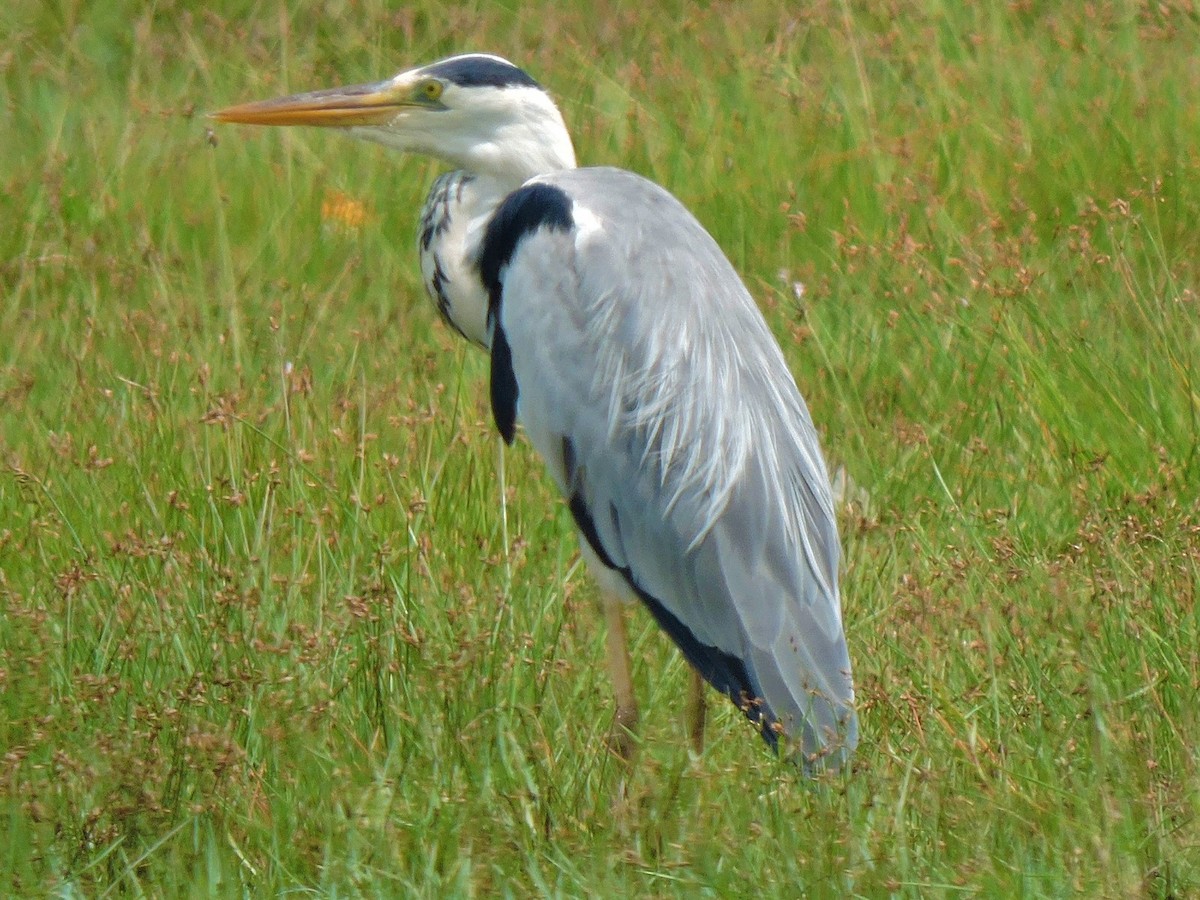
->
[490,323,519,444]
[477,182,573,443]
[478,182,574,311]
[421,55,541,90]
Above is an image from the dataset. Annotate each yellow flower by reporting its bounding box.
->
[320,189,370,233]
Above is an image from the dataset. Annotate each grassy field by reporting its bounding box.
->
[3,0,1199,894]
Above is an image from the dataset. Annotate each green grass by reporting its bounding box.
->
[3,0,1199,894]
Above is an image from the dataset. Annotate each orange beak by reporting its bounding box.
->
[210,80,407,128]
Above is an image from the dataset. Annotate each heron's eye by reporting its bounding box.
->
[418,79,444,103]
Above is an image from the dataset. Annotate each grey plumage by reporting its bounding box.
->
[495,169,856,766]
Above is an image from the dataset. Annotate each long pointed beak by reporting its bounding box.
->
[211,80,406,128]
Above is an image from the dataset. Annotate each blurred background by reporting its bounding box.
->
[1,0,1198,894]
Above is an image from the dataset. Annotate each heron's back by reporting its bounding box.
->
[494,167,857,765]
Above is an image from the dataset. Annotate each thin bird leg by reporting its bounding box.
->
[686,665,707,756]
[602,594,639,764]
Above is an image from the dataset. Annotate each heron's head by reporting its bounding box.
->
[212,54,577,185]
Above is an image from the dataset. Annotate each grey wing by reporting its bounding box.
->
[492,167,858,768]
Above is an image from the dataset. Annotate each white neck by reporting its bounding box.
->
[360,78,579,347]
[418,173,521,347]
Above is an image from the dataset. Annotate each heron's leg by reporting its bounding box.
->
[602,594,639,764]
[686,666,707,756]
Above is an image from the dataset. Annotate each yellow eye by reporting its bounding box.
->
[419,79,444,103]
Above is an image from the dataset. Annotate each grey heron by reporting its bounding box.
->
[213,53,858,772]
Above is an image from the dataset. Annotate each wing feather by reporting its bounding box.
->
[491,167,857,767]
